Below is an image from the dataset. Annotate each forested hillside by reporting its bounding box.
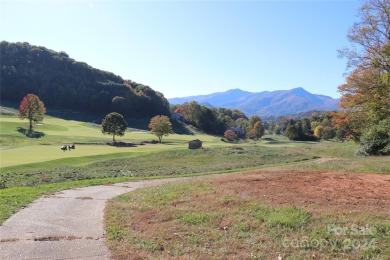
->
[0,41,170,117]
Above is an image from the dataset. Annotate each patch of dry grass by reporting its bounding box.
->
[105,171,390,259]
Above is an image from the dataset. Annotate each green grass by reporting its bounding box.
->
[1,145,142,168]
[0,115,222,168]
[251,204,310,230]
[178,212,216,225]
[1,152,141,173]
[1,146,315,188]
[292,156,390,174]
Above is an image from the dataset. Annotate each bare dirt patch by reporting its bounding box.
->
[214,169,390,213]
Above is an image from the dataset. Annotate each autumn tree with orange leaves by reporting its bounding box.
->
[18,94,46,131]
[224,129,237,141]
[338,0,390,155]
[249,121,265,140]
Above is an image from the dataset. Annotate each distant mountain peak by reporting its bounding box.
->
[290,87,308,93]
[226,88,251,93]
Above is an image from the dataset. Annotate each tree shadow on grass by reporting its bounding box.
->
[17,127,45,138]
[106,141,137,147]
[171,120,195,135]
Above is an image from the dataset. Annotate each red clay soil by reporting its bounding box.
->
[212,169,390,214]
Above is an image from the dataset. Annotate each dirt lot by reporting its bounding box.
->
[213,169,390,213]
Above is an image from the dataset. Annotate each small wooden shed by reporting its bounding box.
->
[188,139,203,149]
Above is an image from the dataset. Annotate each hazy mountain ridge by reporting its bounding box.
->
[169,88,340,116]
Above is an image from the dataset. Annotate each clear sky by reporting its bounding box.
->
[0,0,361,99]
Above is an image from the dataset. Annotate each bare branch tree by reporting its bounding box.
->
[339,0,390,73]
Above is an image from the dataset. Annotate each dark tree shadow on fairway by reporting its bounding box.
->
[106,141,137,147]
[171,120,194,135]
[17,127,45,138]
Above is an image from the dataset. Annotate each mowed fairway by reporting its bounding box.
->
[1,145,142,168]
[0,115,221,168]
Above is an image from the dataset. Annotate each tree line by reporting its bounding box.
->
[171,101,248,135]
[267,112,344,142]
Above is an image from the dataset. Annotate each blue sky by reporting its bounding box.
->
[0,0,361,99]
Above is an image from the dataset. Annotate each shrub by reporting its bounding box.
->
[355,120,390,156]
[224,129,237,141]
[322,126,336,140]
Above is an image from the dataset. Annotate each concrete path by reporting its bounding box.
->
[0,177,197,260]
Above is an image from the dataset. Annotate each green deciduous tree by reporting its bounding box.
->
[274,125,281,135]
[148,115,173,143]
[310,121,320,131]
[279,116,293,133]
[18,93,46,131]
[336,128,347,142]
[322,126,336,140]
[285,124,299,141]
[178,101,247,135]
[355,119,390,155]
[268,120,276,135]
[247,115,261,129]
[101,112,128,142]
[301,118,311,135]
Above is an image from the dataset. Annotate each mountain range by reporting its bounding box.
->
[169,88,340,116]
